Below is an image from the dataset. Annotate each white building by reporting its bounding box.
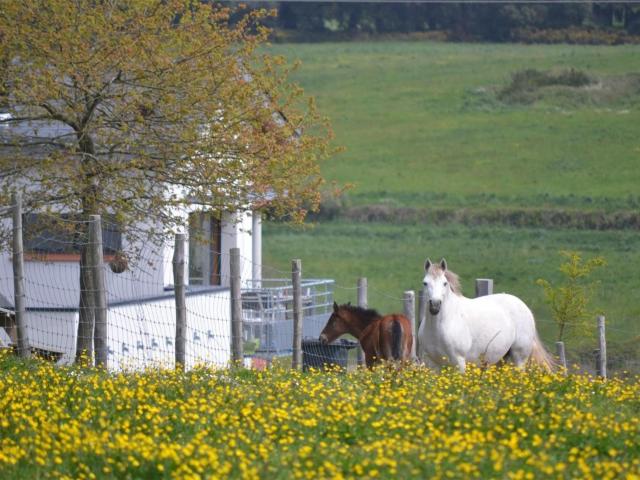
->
[0,209,262,370]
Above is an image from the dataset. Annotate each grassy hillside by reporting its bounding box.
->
[269,42,640,209]
[262,42,640,364]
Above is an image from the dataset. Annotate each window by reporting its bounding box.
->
[23,213,122,261]
[188,212,222,286]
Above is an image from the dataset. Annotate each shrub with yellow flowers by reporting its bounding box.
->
[0,350,638,479]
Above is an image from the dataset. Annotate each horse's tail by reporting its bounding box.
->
[391,319,404,360]
[530,329,556,371]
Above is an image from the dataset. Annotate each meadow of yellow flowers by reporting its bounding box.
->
[0,350,638,479]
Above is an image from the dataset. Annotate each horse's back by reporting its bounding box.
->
[473,293,537,361]
[487,293,535,333]
[379,314,413,361]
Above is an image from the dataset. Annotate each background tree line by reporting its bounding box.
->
[238,2,640,42]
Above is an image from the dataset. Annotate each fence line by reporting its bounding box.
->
[173,233,186,370]
[11,193,29,358]
[230,248,243,366]
[357,278,367,366]
[1,206,637,375]
[404,290,416,357]
[291,259,303,370]
[90,215,108,368]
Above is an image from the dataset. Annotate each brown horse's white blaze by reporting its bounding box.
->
[320,302,413,367]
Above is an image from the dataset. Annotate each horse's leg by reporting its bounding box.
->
[509,351,529,369]
[423,355,441,372]
[365,352,377,369]
[503,345,530,369]
[453,356,466,373]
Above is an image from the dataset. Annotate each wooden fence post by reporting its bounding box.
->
[475,278,493,297]
[417,287,427,357]
[89,215,108,369]
[291,259,302,370]
[404,290,415,357]
[597,315,606,379]
[173,233,186,370]
[357,277,367,366]
[555,341,567,371]
[11,193,29,358]
[230,248,243,366]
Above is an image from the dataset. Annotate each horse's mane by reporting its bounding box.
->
[429,266,463,295]
[445,270,462,295]
[340,304,382,324]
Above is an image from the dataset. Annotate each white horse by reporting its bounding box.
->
[417,258,554,373]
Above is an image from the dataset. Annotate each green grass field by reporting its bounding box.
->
[263,222,640,346]
[269,42,640,209]
[261,41,640,363]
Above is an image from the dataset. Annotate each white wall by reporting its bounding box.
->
[107,288,231,371]
[25,310,77,365]
[0,207,259,308]
[220,210,254,288]
[0,218,167,310]
[19,288,231,371]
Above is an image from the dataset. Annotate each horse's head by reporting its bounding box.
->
[319,301,350,344]
[423,258,451,315]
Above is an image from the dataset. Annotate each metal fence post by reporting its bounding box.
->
[357,277,367,366]
[230,248,243,366]
[89,215,107,369]
[475,278,494,297]
[403,291,416,357]
[173,233,186,370]
[11,193,29,358]
[555,341,567,371]
[597,315,606,379]
[292,259,303,370]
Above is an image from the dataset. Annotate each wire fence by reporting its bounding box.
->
[0,206,344,371]
[1,202,638,376]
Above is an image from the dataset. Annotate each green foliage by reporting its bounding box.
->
[0,1,334,236]
[537,251,606,342]
[268,3,640,43]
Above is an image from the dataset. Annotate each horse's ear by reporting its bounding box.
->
[333,301,339,312]
[425,258,432,272]
[440,258,448,271]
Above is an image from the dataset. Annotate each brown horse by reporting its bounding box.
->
[319,302,413,367]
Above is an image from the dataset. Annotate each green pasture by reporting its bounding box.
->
[269,42,640,209]
[264,222,640,352]
[262,42,640,366]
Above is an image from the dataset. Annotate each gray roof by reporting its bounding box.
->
[0,113,75,149]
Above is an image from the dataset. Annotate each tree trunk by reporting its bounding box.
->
[557,321,566,343]
[75,132,98,365]
[76,241,95,364]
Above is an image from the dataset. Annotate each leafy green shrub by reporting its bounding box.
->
[498,68,593,104]
[537,251,606,342]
